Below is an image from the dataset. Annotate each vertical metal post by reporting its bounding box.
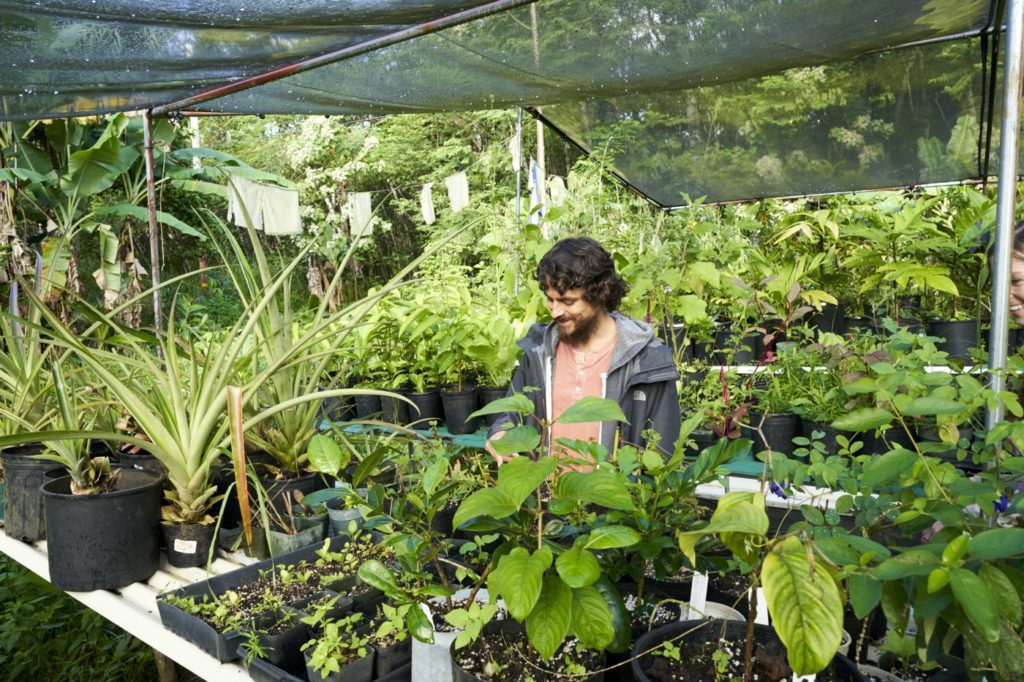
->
[514,107,524,295]
[987,0,1024,429]
[142,110,163,331]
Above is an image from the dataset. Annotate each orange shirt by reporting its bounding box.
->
[549,334,616,469]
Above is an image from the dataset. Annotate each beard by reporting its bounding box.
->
[556,310,601,346]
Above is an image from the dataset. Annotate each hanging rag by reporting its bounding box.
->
[528,158,543,225]
[348,192,374,242]
[445,171,469,214]
[420,183,436,225]
[508,134,521,173]
[548,175,567,207]
[261,184,302,235]
[227,175,264,231]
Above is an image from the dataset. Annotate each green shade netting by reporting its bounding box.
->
[0,0,1008,203]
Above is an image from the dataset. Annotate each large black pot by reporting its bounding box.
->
[745,411,800,456]
[42,469,164,591]
[801,419,843,457]
[631,619,864,682]
[441,387,480,435]
[353,394,382,420]
[1,444,51,542]
[378,392,410,425]
[406,388,444,429]
[859,425,916,456]
[714,323,759,364]
[807,302,847,336]
[477,386,510,428]
[927,319,978,361]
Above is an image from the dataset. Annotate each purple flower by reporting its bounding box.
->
[769,481,788,499]
[993,495,1010,514]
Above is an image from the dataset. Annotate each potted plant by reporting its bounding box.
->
[301,612,375,682]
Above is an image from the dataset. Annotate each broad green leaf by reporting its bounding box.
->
[848,574,882,619]
[675,294,708,324]
[407,605,434,644]
[357,559,399,595]
[860,449,917,488]
[452,488,517,529]
[831,408,893,432]
[585,525,642,550]
[762,536,844,675]
[555,546,601,588]
[927,567,950,593]
[592,578,631,653]
[900,397,965,417]
[489,547,552,621]
[422,459,447,497]
[555,396,628,425]
[497,456,557,508]
[872,550,941,580]
[980,564,1022,628]
[844,535,892,559]
[526,576,572,659]
[968,528,1024,561]
[570,587,615,650]
[677,492,769,565]
[307,434,343,474]
[490,426,541,456]
[557,469,634,510]
[94,202,206,240]
[941,534,968,566]
[468,394,534,420]
[949,567,1000,643]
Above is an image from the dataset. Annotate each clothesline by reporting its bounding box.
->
[225,128,566,236]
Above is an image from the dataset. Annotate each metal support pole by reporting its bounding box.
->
[142,110,163,331]
[151,0,533,116]
[514,107,524,295]
[987,0,1024,429]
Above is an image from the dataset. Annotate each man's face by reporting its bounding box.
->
[1011,255,1024,324]
[544,286,603,345]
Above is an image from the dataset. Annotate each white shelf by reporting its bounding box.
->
[0,529,253,681]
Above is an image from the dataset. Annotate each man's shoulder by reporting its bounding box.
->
[517,322,551,351]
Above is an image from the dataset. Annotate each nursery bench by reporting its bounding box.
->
[0,528,253,681]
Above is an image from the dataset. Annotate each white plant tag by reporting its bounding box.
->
[754,586,769,625]
[685,572,709,620]
[173,539,198,554]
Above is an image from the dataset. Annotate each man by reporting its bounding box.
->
[488,237,680,464]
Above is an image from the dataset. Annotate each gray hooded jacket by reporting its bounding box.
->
[486,312,680,455]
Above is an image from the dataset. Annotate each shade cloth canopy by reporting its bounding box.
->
[0,0,1011,205]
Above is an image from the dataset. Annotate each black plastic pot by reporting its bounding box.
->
[374,636,412,677]
[163,522,216,568]
[42,469,164,591]
[807,302,847,335]
[802,419,843,457]
[631,619,864,682]
[1,444,51,542]
[845,315,880,335]
[117,450,163,476]
[406,388,444,429]
[714,324,759,364]
[353,394,382,420]
[306,646,375,682]
[263,472,329,519]
[859,425,916,456]
[379,392,410,425]
[441,388,480,435]
[477,386,510,428]
[657,318,691,361]
[253,610,309,677]
[746,411,800,456]
[927,319,978,361]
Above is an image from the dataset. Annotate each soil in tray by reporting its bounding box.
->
[623,593,681,634]
[641,637,849,682]
[454,628,603,682]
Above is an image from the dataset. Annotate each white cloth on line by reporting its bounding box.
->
[260,184,301,235]
[348,192,374,240]
[420,183,436,225]
[548,175,567,207]
[445,171,469,214]
[509,134,521,173]
[227,175,264,231]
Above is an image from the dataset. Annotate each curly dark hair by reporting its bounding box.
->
[535,237,629,311]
